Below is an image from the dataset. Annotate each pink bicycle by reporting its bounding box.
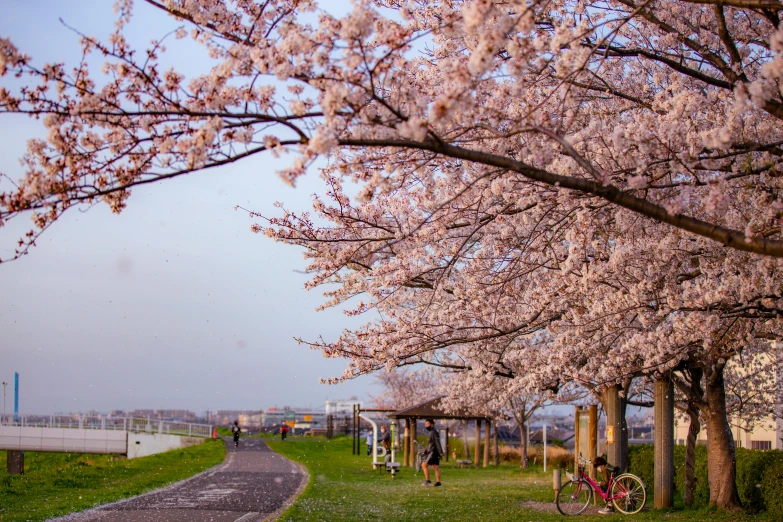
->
[556,455,647,515]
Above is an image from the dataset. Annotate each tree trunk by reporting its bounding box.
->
[620,396,629,471]
[704,367,742,510]
[601,385,628,471]
[493,422,499,467]
[462,420,471,460]
[520,420,529,469]
[684,401,701,506]
[654,376,675,509]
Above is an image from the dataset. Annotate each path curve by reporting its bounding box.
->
[53,438,307,522]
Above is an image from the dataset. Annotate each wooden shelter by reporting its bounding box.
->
[388,397,495,468]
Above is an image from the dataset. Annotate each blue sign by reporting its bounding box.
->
[14,372,19,422]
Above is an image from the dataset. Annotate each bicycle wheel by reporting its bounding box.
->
[414,452,423,472]
[611,474,647,515]
[556,480,593,516]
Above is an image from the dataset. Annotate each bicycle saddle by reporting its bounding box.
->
[608,465,621,474]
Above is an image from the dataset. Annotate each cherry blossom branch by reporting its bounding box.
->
[339,137,783,257]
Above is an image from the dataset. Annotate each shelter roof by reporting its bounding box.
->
[387,396,490,421]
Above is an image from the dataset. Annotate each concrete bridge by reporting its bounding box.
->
[1,414,214,473]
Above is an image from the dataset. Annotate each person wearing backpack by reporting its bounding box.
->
[231,420,241,448]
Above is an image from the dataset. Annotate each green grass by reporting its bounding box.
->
[268,437,775,522]
[0,438,225,522]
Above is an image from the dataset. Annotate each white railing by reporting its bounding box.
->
[0,414,213,438]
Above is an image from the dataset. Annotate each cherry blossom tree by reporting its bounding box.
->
[3,0,783,260]
[3,0,783,510]
[368,367,436,409]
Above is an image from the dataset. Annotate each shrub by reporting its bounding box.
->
[673,444,710,507]
[734,447,783,513]
[760,452,783,519]
[628,444,655,492]
[629,443,783,514]
[490,443,574,468]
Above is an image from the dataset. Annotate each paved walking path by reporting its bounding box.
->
[59,438,306,522]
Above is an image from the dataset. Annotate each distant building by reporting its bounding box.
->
[325,399,360,416]
[261,407,327,434]
[213,410,248,426]
[128,409,196,422]
[238,412,263,428]
[674,416,783,450]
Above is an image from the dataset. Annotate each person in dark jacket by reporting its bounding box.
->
[421,419,444,487]
[231,420,241,448]
[380,425,392,452]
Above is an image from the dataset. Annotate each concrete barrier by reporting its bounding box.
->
[126,432,204,459]
[0,426,127,454]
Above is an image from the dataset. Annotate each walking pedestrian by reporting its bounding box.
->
[280,423,289,441]
[231,420,241,448]
[421,419,443,487]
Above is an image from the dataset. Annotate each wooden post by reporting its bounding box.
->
[604,386,625,470]
[493,422,499,466]
[351,405,356,455]
[654,376,675,508]
[411,418,417,463]
[445,426,450,462]
[7,450,23,475]
[574,406,581,471]
[403,418,410,467]
[483,420,490,467]
[589,405,598,479]
[474,420,481,467]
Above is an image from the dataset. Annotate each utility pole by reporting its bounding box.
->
[2,381,6,425]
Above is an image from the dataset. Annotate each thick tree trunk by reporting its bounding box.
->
[704,368,742,510]
[684,402,701,507]
[520,421,529,469]
[654,377,675,509]
[601,386,628,471]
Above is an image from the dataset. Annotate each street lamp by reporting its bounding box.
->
[2,381,7,425]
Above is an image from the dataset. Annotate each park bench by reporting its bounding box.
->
[456,459,472,468]
[386,461,401,477]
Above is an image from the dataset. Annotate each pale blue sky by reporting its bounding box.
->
[0,0,375,415]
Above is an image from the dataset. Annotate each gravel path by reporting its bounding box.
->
[54,438,306,522]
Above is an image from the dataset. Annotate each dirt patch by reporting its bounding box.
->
[521,500,608,515]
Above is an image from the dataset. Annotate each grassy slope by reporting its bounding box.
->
[0,438,225,522]
[268,437,773,522]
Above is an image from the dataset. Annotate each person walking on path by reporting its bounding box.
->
[421,419,444,487]
[231,420,241,448]
[280,423,289,441]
